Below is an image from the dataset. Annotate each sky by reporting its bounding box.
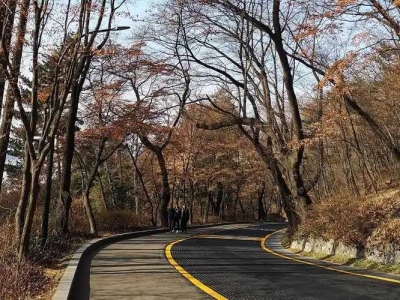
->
[133,0,152,14]
[117,0,153,30]
[110,0,162,44]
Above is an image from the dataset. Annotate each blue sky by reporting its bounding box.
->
[113,0,154,41]
[134,0,152,13]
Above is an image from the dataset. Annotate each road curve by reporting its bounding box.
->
[89,224,244,299]
[170,223,400,300]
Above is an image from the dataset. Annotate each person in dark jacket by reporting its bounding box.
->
[167,204,175,233]
[180,204,190,234]
[173,204,181,233]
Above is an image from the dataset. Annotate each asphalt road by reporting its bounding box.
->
[171,223,400,300]
[89,224,242,299]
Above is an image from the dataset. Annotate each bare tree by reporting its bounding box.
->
[166,0,322,230]
[57,0,127,234]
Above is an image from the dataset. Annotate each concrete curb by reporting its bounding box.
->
[52,223,234,300]
[267,230,400,284]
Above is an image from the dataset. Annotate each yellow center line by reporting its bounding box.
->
[261,229,400,285]
[165,240,228,300]
[165,226,251,300]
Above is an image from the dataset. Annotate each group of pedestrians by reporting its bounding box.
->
[167,203,190,233]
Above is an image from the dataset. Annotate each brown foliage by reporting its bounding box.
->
[69,199,150,234]
[0,195,152,300]
[369,218,400,250]
[301,191,400,247]
[96,210,150,233]
[0,219,51,300]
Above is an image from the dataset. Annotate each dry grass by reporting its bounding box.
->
[0,218,51,300]
[289,249,400,275]
[96,210,151,233]
[301,189,400,248]
[0,197,167,300]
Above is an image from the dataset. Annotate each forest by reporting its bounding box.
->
[1,0,400,298]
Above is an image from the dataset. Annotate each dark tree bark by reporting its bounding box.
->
[105,161,117,208]
[203,194,210,223]
[189,180,195,224]
[257,182,267,220]
[83,166,99,234]
[155,148,171,227]
[0,0,30,191]
[18,167,41,259]
[215,183,224,215]
[97,171,108,211]
[17,0,51,258]
[41,137,55,249]
[0,0,17,124]
[207,190,218,215]
[58,86,80,233]
[233,182,241,220]
[15,147,31,240]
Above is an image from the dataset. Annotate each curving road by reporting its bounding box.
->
[170,223,400,300]
[89,223,400,300]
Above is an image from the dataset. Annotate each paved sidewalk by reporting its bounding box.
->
[90,224,245,299]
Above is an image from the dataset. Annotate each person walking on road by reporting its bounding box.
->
[167,204,175,233]
[180,204,190,234]
[173,204,181,233]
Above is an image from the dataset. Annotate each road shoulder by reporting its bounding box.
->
[264,230,400,285]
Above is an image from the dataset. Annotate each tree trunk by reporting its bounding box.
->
[83,159,102,235]
[207,190,218,215]
[18,165,40,260]
[155,149,171,227]
[83,189,97,235]
[171,182,176,205]
[105,161,117,208]
[127,146,155,225]
[344,93,400,163]
[249,134,301,231]
[132,158,138,213]
[15,145,31,241]
[57,88,79,233]
[233,193,238,220]
[238,198,245,216]
[182,180,186,205]
[215,183,223,215]
[0,0,31,191]
[219,188,225,221]
[203,196,210,223]
[339,123,360,196]
[233,183,242,220]
[118,149,123,181]
[189,186,194,224]
[257,183,267,220]
[344,104,378,193]
[41,137,54,249]
[97,171,108,211]
[0,0,17,119]
[270,165,299,228]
